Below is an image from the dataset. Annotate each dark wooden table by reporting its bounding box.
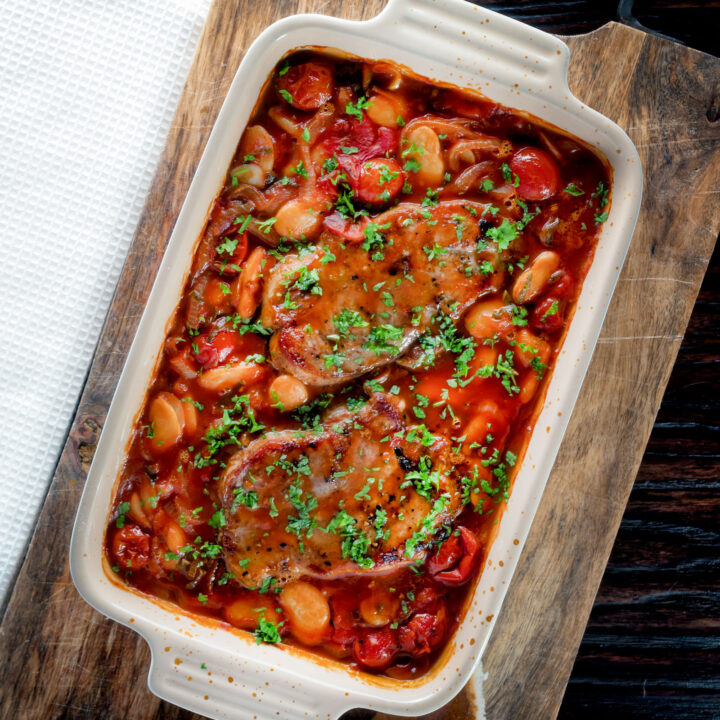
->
[473,2,719,718]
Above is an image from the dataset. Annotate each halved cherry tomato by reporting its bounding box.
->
[509,146,560,201]
[330,591,360,646]
[427,526,480,585]
[547,269,574,299]
[398,609,447,656]
[532,296,565,332]
[277,62,333,111]
[355,158,404,206]
[112,524,151,571]
[353,627,398,669]
[195,329,237,370]
[322,212,370,243]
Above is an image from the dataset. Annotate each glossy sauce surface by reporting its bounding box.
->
[105,49,610,679]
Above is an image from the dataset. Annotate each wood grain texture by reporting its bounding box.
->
[559,240,720,719]
[0,3,718,720]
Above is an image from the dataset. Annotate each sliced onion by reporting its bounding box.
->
[268,105,304,137]
[538,131,564,164]
[169,350,197,380]
[186,274,208,330]
[442,161,494,195]
[400,114,480,145]
[240,125,275,172]
[447,137,503,171]
[303,102,334,144]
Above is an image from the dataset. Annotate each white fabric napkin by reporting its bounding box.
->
[0,0,210,603]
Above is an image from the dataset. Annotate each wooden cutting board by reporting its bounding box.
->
[1,2,718,719]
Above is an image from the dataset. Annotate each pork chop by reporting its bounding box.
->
[217,392,465,588]
[260,201,496,387]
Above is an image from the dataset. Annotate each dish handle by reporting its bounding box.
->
[146,638,353,720]
[367,0,572,102]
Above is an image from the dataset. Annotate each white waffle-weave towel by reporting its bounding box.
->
[0,0,210,603]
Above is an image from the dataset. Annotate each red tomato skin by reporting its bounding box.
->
[323,117,398,163]
[547,270,574,300]
[353,628,398,669]
[532,296,565,332]
[112,524,151,571]
[355,158,404,205]
[195,330,237,369]
[509,146,560,201]
[277,62,333,111]
[322,212,369,243]
[398,609,447,656]
[428,527,480,586]
[330,591,360,647]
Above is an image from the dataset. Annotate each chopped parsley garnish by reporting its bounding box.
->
[541,300,560,320]
[115,501,130,528]
[345,96,371,120]
[285,479,318,539]
[361,221,392,261]
[324,352,345,369]
[278,88,293,104]
[194,395,264,468]
[255,216,277,234]
[334,308,369,336]
[593,181,609,208]
[208,509,227,529]
[254,610,283,644]
[325,510,374,568]
[363,324,403,356]
[510,303,528,326]
[216,236,238,255]
[501,162,520,187]
[563,183,584,196]
[404,495,450,556]
[322,155,339,174]
[422,188,439,207]
[402,456,441,502]
[485,219,519,251]
[232,488,259,510]
[403,158,422,173]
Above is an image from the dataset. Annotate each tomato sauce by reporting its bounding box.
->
[104,49,610,679]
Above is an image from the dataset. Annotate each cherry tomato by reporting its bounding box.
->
[112,524,150,571]
[213,231,248,278]
[355,158,404,206]
[427,526,480,585]
[398,609,447,656]
[277,62,333,111]
[330,591,360,646]
[509,146,560,201]
[195,330,237,370]
[547,270,574,299]
[322,212,369,243]
[532,296,565,332]
[353,627,398,669]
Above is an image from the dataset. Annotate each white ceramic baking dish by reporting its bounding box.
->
[70,0,642,717]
